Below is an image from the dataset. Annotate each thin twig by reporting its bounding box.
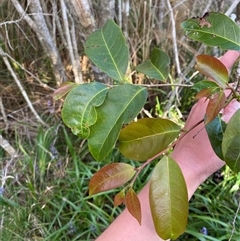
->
[0,46,47,126]
[166,0,181,76]
[69,13,83,83]
[138,83,193,88]
[164,0,182,112]
[0,135,16,158]
[228,197,240,241]
[10,0,38,32]
[50,0,67,47]
[0,97,9,131]
[1,51,55,91]
[0,155,15,231]
[225,0,240,16]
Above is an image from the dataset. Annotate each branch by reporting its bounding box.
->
[163,0,182,112]
[0,97,9,131]
[139,83,193,88]
[10,0,38,31]
[60,0,82,84]
[166,0,181,76]
[0,134,16,158]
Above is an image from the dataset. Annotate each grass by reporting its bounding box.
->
[0,124,121,240]
[178,168,240,240]
[1,124,240,240]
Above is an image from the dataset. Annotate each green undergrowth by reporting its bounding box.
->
[0,125,240,240]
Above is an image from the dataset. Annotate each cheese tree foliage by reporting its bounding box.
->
[54,12,240,240]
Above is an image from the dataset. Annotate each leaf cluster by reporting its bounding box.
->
[54,12,240,240]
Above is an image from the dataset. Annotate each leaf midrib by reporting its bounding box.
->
[101,27,123,81]
[120,129,180,143]
[187,28,240,47]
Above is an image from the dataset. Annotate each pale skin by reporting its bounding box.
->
[97,50,240,241]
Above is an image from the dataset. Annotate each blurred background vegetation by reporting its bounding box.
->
[0,0,240,240]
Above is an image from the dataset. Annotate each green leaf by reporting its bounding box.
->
[118,118,180,161]
[126,188,142,225]
[205,115,227,160]
[181,12,240,50]
[192,80,220,93]
[222,109,240,173]
[149,156,188,240]
[84,20,129,82]
[88,84,147,161]
[205,90,226,125]
[195,55,228,88]
[89,163,135,196]
[135,48,170,81]
[53,81,78,100]
[62,82,108,138]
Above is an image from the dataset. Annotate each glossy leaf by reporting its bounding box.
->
[118,118,180,161]
[149,156,188,240]
[88,84,147,161]
[135,48,170,81]
[205,115,227,160]
[205,91,226,125]
[195,55,228,88]
[182,12,240,51]
[195,88,213,100]
[62,82,108,138]
[126,188,142,225]
[53,81,78,100]
[89,163,135,196]
[114,190,125,207]
[192,80,221,93]
[222,109,240,173]
[84,20,129,82]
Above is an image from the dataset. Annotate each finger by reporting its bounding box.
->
[222,99,240,122]
[219,50,240,71]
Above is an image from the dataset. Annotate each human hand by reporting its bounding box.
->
[96,50,240,241]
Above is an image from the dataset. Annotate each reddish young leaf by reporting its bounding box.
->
[52,81,78,100]
[205,91,226,125]
[114,190,125,207]
[89,163,135,196]
[126,188,142,225]
[195,88,213,100]
[195,55,229,88]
